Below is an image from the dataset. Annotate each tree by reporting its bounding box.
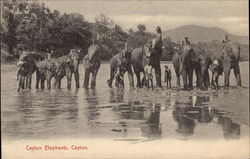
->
[127,24,155,49]
[137,24,146,33]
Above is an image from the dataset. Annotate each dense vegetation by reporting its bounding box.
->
[1,0,249,62]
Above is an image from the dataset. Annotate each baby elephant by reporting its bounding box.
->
[164,65,172,88]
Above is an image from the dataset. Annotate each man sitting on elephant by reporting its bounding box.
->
[222,34,230,49]
[152,26,163,55]
[184,37,191,46]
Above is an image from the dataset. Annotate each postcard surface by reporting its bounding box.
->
[1,0,249,158]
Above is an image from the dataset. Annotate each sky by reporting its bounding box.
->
[43,0,249,36]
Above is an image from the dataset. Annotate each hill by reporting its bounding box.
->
[162,25,249,45]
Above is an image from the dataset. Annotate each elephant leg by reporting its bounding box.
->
[224,68,231,89]
[175,70,181,88]
[135,71,141,88]
[74,71,80,89]
[154,64,162,88]
[25,77,28,89]
[83,69,90,89]
[47,77,52,90]
[204,70,210,89]
[182,71,188,90]
[188,71,193,90]
[121,78,125,88]
[55,77,62,89]
[53,78,57,89]
[127,65,135,90]
[91,69,99,89]
[215,75,219,89]
[151,79,154,90]
[67,73,72,90]
[107,68,114,88]
[21,77,25,89]
[36,71,40,89]
[195,69,202,89]
[27,77,32,90]
[169,78,171,88]
[233,65,241,87]
[41,78,45,89]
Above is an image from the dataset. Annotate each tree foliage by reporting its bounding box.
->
[1,1,248,62]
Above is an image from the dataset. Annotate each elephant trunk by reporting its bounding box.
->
[224,67,230,88]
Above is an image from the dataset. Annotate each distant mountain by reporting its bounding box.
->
[162,25,249,45]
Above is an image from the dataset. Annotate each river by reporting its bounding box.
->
[1,62,249,141]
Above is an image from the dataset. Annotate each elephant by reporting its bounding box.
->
[131,40,162,89]
[83,44,101,89]
[17,51,43,91]
[173,47,211,90]
[35,59,62,89]
[172,52,181,88]
[107,49,134,90]
[179,45,196,90]
[172,46,195,90]
[210,42,241,89]
[193,50,212,90]
[54,50,80,89]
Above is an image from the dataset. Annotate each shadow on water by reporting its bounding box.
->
[172,93,240,139]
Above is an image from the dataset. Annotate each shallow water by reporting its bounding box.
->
[1,62,249,141]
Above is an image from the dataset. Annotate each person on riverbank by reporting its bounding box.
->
[164,65,172,88]
[144,58,153,90]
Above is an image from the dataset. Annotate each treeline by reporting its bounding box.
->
[1,0,248,62]
[1,0,155,61]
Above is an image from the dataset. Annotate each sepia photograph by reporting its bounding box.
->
[1,0,249,158]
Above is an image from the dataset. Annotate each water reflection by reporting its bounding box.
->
[141,105,162,138]
[109,88,125,103]
[65,89,79,122]
[2,64,247,140]
[210,109,240,139]
[111,94,162,139]
[84,89,100,121]
[172,94,240,139]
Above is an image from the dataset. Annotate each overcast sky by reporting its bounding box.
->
[43,0,249,36]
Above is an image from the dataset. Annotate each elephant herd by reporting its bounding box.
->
[173,41,242,90]
[16,39,242,92]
